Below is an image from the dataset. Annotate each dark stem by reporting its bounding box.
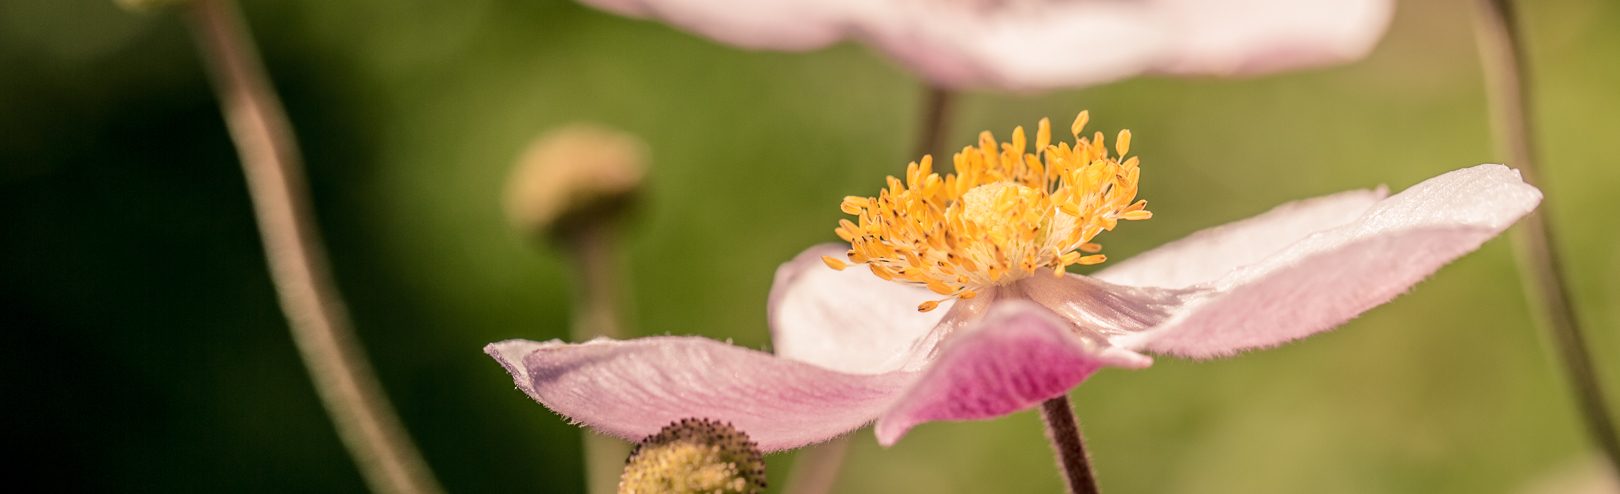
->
[914,85,957,159]
[183,0,443,492]
[1040,396,1100,494]
[560,220,632,494]
[1474,0,1620,474]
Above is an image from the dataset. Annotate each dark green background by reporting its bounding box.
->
[3,0,1617,491]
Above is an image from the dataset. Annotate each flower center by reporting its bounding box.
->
[822,111,1152,312]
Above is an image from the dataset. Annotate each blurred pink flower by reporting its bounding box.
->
[487,164,1538,451]
[578,0,1394,90]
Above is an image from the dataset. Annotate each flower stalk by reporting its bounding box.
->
[914,85,957,159]
[1473,0,1620,474]
[1041,396,1101,494]
[561,221,635,494]
[183,0,442,492]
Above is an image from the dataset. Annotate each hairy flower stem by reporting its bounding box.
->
[1041,396,1100,494]
[184,1,443,492]
[915,85,957,159]
[1474,0,1620,474]
[559,221,633,494]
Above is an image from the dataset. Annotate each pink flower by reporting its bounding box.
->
[487,114,1539,451]
[577,0,1394,90]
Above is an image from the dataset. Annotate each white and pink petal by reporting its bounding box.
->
[873,301,1151,445]
[1110,164,1541,358]
[485,337,911,451]
[769,244,948,374]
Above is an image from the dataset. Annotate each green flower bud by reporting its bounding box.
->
[619,418,766,494]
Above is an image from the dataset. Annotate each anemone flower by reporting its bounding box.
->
[487,113,1540,451]
[576,0,1394,90]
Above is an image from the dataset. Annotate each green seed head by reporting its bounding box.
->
[619,418,766,494]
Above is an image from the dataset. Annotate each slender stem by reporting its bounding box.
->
[560,221,632,494]
[1040,396,1100,494]
[782,436,852,494]
[183,1,443,492]
[564,220,626,341]
[914,85,957,159]
[1474,0,1620,474]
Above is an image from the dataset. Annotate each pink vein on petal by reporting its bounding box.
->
[485,338,913,452]
[873,301,1150,445]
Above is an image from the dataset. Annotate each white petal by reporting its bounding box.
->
[1017,273,1202,339]
[854,3,1168,90]
[1152,0,1396,76]
[579,0,857,51]
[1112,164,1541,358]
[768,244,951,374]
[1096,187,1389,289]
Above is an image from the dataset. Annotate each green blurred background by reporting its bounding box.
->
[3,0,1618,492]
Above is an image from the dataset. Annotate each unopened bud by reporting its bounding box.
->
[504,124,647,239]
[619,418,766,494]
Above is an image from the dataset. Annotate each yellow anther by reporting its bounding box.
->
[821,256,848,271]
[917,300,940,312]
[840,196,868,215]
[1036,118,1052,155]
[832,111,1150,308]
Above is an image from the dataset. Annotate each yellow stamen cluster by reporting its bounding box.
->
[824,112,1151,312]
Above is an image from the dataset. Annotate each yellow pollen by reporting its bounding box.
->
[830,111,1151,308]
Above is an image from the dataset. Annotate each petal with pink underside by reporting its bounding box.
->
[873,301,1151,445]
[1152,0,1394,76]
[769,244,947,374]
[857,3,1167,91]
[485,338,913,452]
[1112,164,1541,358]
[1096,187,1388,289]
[579,0,857,51]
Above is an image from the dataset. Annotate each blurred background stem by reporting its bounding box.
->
[915,85,957,159]
[1473,0,1620,475]
[184,0,443,492]
[781,436,851,494]
[1041,396,1100,494]
[559,220,633,494]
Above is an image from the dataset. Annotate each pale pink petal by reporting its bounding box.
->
[1112,164,1541,358]
[1096,187,1389,289]
[873,301,1151,445]
[1017,273,1202,339]
[1152,0,1395,76]
[769,244,948,374]
[855,3,1167,90]
[485,338,913,451]
[579,0,856,51]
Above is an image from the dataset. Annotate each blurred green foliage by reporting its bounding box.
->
[2,0,1617,492]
